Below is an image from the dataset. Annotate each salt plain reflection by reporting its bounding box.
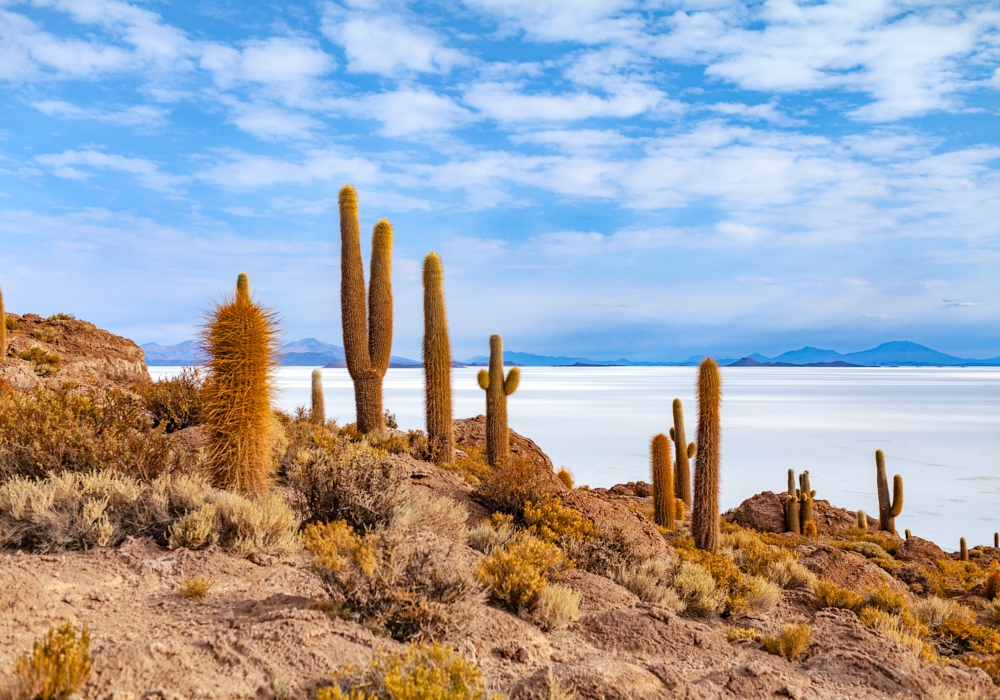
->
[150,366,1000,549]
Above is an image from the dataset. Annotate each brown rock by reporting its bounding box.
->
[509,657,671,700]
[558,569,640,615]
[895,536,946,570]
[389,452,493,525]
[454,415,554,471]
[726,491,870,536]
[798,544,908,594]
[562,491,669,562]
[2,313,149,390]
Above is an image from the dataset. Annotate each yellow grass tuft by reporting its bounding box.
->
[762,623,811,660]
[181,575,213,600]
[0,620,90,700]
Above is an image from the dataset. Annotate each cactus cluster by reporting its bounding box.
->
[200,272,280,497]
[784,469,818,536]
[422,253,453,465]
[692,358,721,553]
[875,449,903,535]
[339,185,393,435]
[669,399,695,507]
[477,334,520,466]
[651,433,675,531]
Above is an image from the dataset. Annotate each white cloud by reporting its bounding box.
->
[704,100,804,126]
[350,87,474,136]
[32,99,169,127]
[322,4,468,76]
[34,150,188,192]
[462,0,645,44]
[199,38,335,93]
[464,81,664,122]
[196,148,379,189]
[224,102,320,140]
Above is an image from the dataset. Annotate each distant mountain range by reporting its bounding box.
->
[141,339,1000,368]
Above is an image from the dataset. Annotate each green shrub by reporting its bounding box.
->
[134,366,203,432]
[762,623,811,660]
[0,621,90,700]
[319,641,496,700]
[475,532,565,611]
[303,520,482,642]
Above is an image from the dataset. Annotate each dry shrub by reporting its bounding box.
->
[723,527,815,589]
[31,328,59,344]
[727,627,759,642]
[303,521,483,642]
[47,313,75,321]
[467,513,517,555]
[475,532,565,611]
[134,366,203,433]
[319,641,495,700]
[766,558,818,590]
[988,599,1000,626]
[850,541,893,560]
[286,437,407,531]
[0,470,299,556]
[928,560,991,597]
[865,584,909,614]
[859,607,934,661]
[962,655,1000,686]
[614,557,685,612]
[181,576,213,600]
[762,623,811,660]
[474,454,556,514]
[814,580,865,614]
[391,491,469,541]
[522,496,599,546]
[0,621,90,700]
[556,467,574,489]
[669,560,726,615]
[673,535,765,615]
[745,576,782,613]
[937,618,1000,654]
[0,382,173,481]
[532,583,582,631]
[17,347,62,375]
[914,596,976,630]
[563,524,649,580]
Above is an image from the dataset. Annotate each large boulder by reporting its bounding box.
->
[1,313,149,390]
[454,415,554,470]
[562,491,669,562]
[726,491,866,536]
[895,536,946,570]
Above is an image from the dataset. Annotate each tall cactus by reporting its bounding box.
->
[960,537,968,562]
[339,185,393,435]
[0,283,6,361]
[799,470,816,535]
[477,334,520,466]
[423,253,453,464]
[692,358,721,553]
[651,433,675,531]
[669,399,695,507]
[875,449,903,535]
[785,469,801,535]
[857,509,869,531]
[311,368,325,425]
[201,272,280,496]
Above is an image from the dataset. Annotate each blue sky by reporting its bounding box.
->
[1,0,998,361]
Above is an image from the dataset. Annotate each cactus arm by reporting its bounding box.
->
[477,369,490,390]
[891,474,903,517]
[368,219,394,376]
[687,442,696,459]
[236,271,251,303]
[787,469,796,496]
[669,427,675,440]
[504,366,520,396]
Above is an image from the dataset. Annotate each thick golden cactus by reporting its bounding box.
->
[875,449,903,535]
[339,185,393,434]
[311,368,325,425]
[799,471,816,535]
[651,433,675,531]
[201,272,280,496]
[785,469,801,535]
[960,537,968,562]
[423,253,453,464]
[692,358,721,552]
[477,334,520,466]
[669,399,695,506]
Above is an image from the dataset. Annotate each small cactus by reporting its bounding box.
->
[785,469,801,535]
[651,433,675,531]
[875,450,903,535]
[692,358,721,553]
[200,272,280,496]
[960,537,968,562]
[670,399,695,507]
[675,498,686,521]
[339,185,393,435]
[477,334,520,466]
[799,471,816,535]
[905,528,911,539]
[857,509,868,531]
[994,532,998,549]
[985,571,1000,601]
[422,253,453,464]
[311,368,325,425]
[236,271,251,303]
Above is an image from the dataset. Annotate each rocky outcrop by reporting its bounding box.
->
[798,544,909,595]
[455,415,554,471]
[895,536,947,570]
[726,491,870,536]
[562,490,669,562]
[1,313,149,390]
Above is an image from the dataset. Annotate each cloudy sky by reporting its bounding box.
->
[2,0,998,361]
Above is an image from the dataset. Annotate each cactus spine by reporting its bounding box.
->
[960,537,968,562]
[339,185,393,435]
[0,283,6,361]
[201,272,280,496]
[651,433,675,531]
[857,509,868,531]
[670,399,695,507]
[423,253,453,464]
[477,334,520,466]
[785,469,801,535]
[311,368,325,425]
[692,358,721,553]
[875,449,903,535]
[799,471,816,535]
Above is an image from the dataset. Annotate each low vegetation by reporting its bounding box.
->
[180,575,213,600]
[762,623,811,660]
[0,621,91,700]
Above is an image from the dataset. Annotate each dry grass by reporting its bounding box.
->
[726,627,759,642]
[669,560,726,615]
[467,513,518,555]
[474,454,557,515]
[319,641,496,700]
[614,557,684,612]
[0,470,300,556]
[762,623,811,660]
[532,583,582,631]
[180,575,213,600]
[31,328,59,343]
[16,346,62,375]
[814,580,865,614]
[134,366,203,433]
[0,382,173,481]
[913,596,975,630]
[865,584,909,614]
[0,621,90,700]
[391,491,469,541]
[475,532,565,611]
[859,607,935,662]
[303,520,483,642]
